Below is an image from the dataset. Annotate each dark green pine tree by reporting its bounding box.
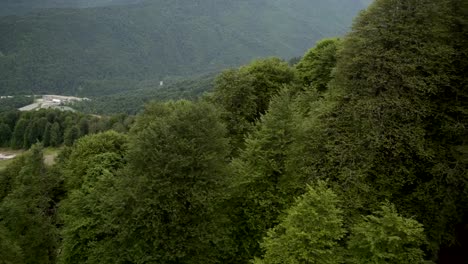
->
[0,123,12,147]
[23,120,44,149]
[49,122,61,147]
[43,122,52,147]
[10,118,28,149]
[63,125,80,146]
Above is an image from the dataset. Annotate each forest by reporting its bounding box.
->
[69,73,217,115]
[0,108,134,149]
[0,0,467,263]
[0,0,367,96]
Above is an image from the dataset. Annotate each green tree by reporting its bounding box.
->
[10,118,28,149]
[227,89,303,260]
[23,120,43,149]
[58,131,128,264]
[0,155,28,202]
[43,122,52,147]
[347,203,427,264]
[78,118,89,137]
[0,223,24,264]
[0,144,60,264]
[63,125,79,146]
[106,100,232,263]
[296,38,340,91]
[290,0,467,257]
[49,122,61,147]
[335,0,466,253]
[0,111,20,132]
[209,69,257,151]
[0,123,11,147]
[255,182,345,264]
[210,58,296,153]
[61,131,128,190]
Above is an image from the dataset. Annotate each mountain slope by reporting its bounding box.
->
[0,0,369,96]
[0,0,143,16]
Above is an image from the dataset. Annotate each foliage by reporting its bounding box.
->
[0,123,11,147]
[0,145,61,264]
[347,203,427,264]
[0,109,133,149]
[271,1,468,260]
[0,223,24,264]
[104,100,233,263]
[255,181,345,264]
[58,131,128,264]
[321,0,468,253]
[0,0,465,262]
[296,38,340,91]
[61,131,128,190]
[226,89,302,260]
[210,58,296,152]
[63,126,79,146]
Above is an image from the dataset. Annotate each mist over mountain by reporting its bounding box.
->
[0,0,143,16]
[0,0,369,96]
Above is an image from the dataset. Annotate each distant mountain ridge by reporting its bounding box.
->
[0,0,143,16]
[0,0,370,96]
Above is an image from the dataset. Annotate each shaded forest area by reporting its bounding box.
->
[0,0,467,263]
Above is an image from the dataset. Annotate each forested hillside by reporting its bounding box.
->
[69,73,217,115]
[0,0,467,263]
[0,0,367,96]
[0,0,143,16]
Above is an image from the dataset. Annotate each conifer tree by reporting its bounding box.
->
[10,118,28,149]
[64,125,79,146]
[49,122,61,147]
[0,123,11,147]
[43,122,52,147]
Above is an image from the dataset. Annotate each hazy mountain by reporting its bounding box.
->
[0,0,143,16]
[0,0,370,96]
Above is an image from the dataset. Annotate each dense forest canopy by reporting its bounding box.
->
[0,0,368,96]
[0,0,467,263]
